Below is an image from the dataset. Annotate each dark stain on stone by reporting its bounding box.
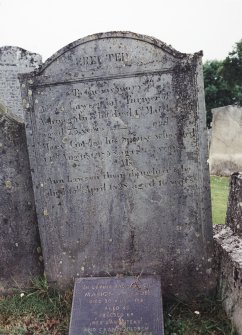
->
[234,267,239,282]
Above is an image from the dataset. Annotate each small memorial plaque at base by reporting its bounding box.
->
[69,276,164,335]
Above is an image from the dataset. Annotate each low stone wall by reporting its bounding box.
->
[214,172,242,334]
[214,227,242,334]
[226,173,242,236]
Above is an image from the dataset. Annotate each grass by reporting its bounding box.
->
[0,277,235,335]
[0,277,72,335]
[164,297,235,335]
[210,176,230,224]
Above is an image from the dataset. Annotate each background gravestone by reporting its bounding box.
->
[0,46,41,118]
[0,104,43,292]
[209,105,242,176]
[19,32,215,298]
[0,47,42,292]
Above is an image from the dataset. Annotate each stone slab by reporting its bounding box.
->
[19,32,215,298]
[0,106,43,292]
[69,276,164,335]
[0,46,41,118]
[209,105,242,176]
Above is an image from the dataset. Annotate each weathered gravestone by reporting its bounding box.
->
[0,46,41,118]
[0,47,42,292]
[209,105,242,176]
[0,104,43,292]
[19,32,214,298]
[69,276,164,335]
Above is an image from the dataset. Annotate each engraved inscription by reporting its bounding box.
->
[33,72,197,204]
[0,46,41,118]
[75,52,129,67]
[69,276,164,335]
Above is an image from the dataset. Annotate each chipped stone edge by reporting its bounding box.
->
[0,45,42,62]
[0,101,24,124]
[214,226,242,267]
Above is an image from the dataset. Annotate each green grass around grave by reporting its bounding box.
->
[0,277,72,335]
[164,297,235,335]
[0,277,235,335]
[210,176,230,224]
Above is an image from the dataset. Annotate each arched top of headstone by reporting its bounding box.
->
[19,32,203,86]
[42,31,200,66]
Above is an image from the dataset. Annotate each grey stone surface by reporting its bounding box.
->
[69,276,164,335]
[209,105,242,176]
[19,32,214,298]
[226,172,242,236]
[0,106,43,293]
[214,227,242,335]
[0,46,41,118]
[214,173,242,334]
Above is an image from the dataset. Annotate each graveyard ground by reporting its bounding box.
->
[210,176,229,225]
[0,176,234,335]
[0,280,235,335]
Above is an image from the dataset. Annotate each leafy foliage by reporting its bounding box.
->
[203,39,242,126]
[203,60,234,126]
[222,39,242,87]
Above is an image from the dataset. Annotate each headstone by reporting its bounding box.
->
[0,46,41,119]
[209,105,242,176]
[19,32,214,298]
[69,276,164,335]
[0,105,43,292]
[226,172,242,236]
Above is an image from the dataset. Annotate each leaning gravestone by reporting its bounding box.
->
[69,276,164,335]
[19,32,214,298]
[0,104,43,292]
[0,46,42,118]
[0,47,42,292]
